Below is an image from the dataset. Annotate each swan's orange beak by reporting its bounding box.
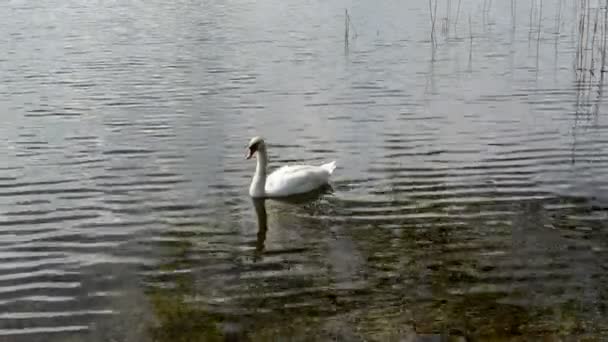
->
[246,149,255,159]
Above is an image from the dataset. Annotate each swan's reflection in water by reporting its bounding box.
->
[252,185,333,259]
[252,198,267,259]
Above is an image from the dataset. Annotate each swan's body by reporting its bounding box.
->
[246,136,336,198]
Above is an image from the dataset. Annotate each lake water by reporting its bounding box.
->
[1,0,608,340]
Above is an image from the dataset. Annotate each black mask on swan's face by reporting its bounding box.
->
[246,137,264,159]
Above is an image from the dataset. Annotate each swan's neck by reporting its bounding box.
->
[249,149,268,197]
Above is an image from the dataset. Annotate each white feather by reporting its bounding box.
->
[247,137,337,198]
[265,163,335,197]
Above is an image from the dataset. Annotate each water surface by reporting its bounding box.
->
[1,0,608,340]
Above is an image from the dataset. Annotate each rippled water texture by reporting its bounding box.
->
[1,0,608,340]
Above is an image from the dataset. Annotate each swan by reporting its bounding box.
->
[246,136,336,198]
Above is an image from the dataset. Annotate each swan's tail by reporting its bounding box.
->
[321,161,337,175]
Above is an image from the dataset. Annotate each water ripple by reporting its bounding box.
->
[1,0,608,340]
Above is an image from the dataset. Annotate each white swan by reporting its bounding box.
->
[246,136,336,198]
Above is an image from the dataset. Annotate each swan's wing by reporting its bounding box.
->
[265,165,330,197]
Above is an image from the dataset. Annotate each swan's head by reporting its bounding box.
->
[246,136,265,159]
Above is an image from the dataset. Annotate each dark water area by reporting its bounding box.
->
[1,0,608,340]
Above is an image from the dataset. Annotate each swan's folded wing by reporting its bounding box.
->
[265,165,329,196]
